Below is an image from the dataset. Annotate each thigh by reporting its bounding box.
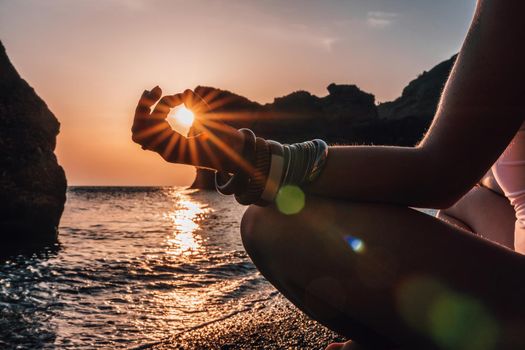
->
[438,185,515,248]
[241,196,525,349]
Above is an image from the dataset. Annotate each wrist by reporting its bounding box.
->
[216,129,257,195]
[222,129,249,174]
[215,128,329,207]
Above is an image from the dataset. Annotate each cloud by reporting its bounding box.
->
[256,24,339,52]
[320,37,338,51]
[106,0,148,11]
[366,11,399,29]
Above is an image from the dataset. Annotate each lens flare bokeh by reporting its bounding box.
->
[396,275,499,350]
[275,185,306,215]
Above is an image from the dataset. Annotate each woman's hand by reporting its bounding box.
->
[131,86,245,173]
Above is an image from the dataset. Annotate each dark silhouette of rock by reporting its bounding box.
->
[189,167,217,190]
[378,55,457,121]
[190,55,457,189]
[0,41,67,253]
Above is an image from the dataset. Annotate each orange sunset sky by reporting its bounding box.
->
[0,0,476,186]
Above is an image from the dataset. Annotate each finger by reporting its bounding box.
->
[135,86,162,118]
[143,125,177,153]
[161,132,212,168]
[133,87,163,139]
[134,90,152,119]
[195,86,222,109]
[161,132,189,163]
[132,86,165,138]
[133,121,172,142]
[183,89,210,113]
[149,85,162,99]
[192,117,239,144]
[151,93,183,120]
[185,90,231,133]
[182,89,195,109]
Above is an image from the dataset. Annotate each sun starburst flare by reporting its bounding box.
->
[141,90,260,173]
[168,106,195,136]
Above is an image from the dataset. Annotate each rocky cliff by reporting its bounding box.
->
[190,55,457,189]
[378,55,457,121]
[0,41,67,253]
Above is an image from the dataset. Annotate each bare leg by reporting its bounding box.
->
[241,196,525,349]
[435,210,473,232]
[437,185,516,249]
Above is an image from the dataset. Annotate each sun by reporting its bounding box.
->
[173,106,194,127]
[167,106,195,136]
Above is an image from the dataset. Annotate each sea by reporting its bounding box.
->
[0,187,277,349]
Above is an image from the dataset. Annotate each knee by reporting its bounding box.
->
[240,196,337,251]
[241,203,306,263]
[240,205,276,253]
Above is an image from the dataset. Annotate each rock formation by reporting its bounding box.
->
[189,55,457,189]
[0,41,67,253]
[378,55,457,121]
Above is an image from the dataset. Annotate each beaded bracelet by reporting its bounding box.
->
[280,139,328,186]
[259,140,285,202]
[308,139,329,182]
[214,128,329,206]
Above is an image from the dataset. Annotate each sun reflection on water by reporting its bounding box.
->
[1,187,273,348]
[164,191,211,257]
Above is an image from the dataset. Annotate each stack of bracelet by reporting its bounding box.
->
[215,128,329,206]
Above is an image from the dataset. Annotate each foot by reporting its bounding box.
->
[325,340,363,350]
[326,340,402,350]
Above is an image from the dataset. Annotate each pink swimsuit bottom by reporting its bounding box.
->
[492,121,525,253]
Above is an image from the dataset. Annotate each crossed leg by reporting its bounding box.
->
[437,185,516,248]
[240,195,525,349]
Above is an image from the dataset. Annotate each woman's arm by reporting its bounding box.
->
[306,0,524,208]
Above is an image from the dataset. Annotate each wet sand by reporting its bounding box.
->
[151,294,346,350]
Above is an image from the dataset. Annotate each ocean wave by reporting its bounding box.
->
[1,188,261,349]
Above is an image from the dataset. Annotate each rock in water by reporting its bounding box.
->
[190,168,216,190]
[0,41,67,252]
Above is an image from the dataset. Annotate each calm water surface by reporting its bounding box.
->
[0,187,275,349]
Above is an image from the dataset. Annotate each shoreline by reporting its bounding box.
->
[151,293,346,350]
